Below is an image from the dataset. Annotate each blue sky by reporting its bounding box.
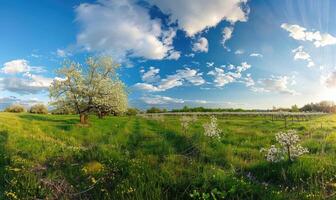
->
[1,0,336,110]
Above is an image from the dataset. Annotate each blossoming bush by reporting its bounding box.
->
[261,130,309,163]
[203,115,222,139]
[180,116,192,134]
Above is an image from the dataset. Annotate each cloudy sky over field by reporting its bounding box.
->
[1,0,336,109]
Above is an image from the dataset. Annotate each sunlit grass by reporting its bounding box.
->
[0,112,336,199]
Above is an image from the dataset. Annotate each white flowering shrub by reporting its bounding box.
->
[180,116,192,134]
[261,130,308,163]
[203,115,222,139]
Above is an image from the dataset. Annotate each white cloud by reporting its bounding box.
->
[149,0,249,36]
[192,37,208,52]
[292,46,315,67]
[134,67,205,92]
[141,95,184,104]
[0,59,56,94]
[206,62,214,67]
[281,23,336,47]
[0,75,53,94]
[185,53,195,58]
[141,67,161,83]
[234,49,244,55]
[251,75,298,95]
[1,59,30,74]
[56,49,71,57]
[250,53,263,58]
[140,94,207,105]
[75,0,176,60]
[207,62,251,87]
[166,51,181,60]
[1,59,44,74]
[222,26,234,50]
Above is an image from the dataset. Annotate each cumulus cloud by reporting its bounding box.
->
[134,67,205,92]
[75,0,177,60]
[149,0,249,36]
[292,46,315,67]
[192,37,209,52]
[0,59,54,94]
[222,26,234,50]
[281,23,336,47]
[207,62,251,87]
[0,74,53,94]
[251,75,298,95]
[140,67,160,83]
[1,59,43,74]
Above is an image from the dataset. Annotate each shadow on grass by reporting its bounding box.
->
[0,130,9,196]
[19,114,78,124]
[19,115,78,131]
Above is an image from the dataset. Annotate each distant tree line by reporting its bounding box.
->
[145,101,336,114]
[300,101,336,113]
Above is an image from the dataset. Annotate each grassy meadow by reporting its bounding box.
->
[1,112,336,199]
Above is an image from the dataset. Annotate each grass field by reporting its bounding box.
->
[1,112,336,199]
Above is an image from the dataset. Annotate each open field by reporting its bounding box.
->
[1,112,336,199]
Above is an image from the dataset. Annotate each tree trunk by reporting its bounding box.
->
[80,113,89,124]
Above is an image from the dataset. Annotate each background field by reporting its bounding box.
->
[1,113,336,199]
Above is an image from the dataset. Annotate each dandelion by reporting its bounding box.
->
[203,115,222,139]
[261,130,308,163]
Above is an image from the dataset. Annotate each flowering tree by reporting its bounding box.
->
[50,57,127,124]
[203,115,222,139]
[262,130,308,163]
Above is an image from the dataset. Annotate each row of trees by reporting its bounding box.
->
[300,101,336,113]
[171,106,246,113]
[4,104,48,114]
[147,101,336,114]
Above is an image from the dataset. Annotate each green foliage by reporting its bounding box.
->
[0,113,335,199]
[4,104,26,113]
[146,107,167,113]
[291,105,299,112]
[126,108,139,116]
[29,104,48,114]
[301,101,336,113]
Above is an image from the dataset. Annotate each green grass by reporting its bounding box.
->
[1,112,336,199]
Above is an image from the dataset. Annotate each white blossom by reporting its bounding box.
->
[262,130,308,163]
[203,115,222,139]
[180,115,192,134]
